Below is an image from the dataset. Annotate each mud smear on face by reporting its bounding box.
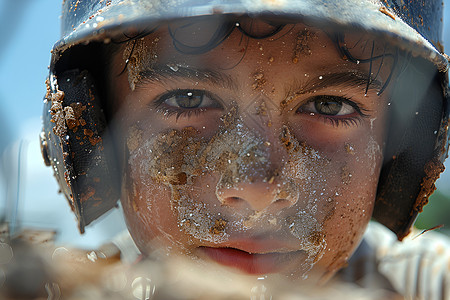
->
[278,125,331,275]
[292,29,316,64]
[123,37,160,91]
[127,108,335,277]
[366,136,381,175]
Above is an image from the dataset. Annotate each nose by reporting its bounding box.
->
[216,180,298,212]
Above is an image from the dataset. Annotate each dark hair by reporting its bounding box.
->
[111,15,398,96]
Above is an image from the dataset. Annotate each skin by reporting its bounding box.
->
[108,19,393,283]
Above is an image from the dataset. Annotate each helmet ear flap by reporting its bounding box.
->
[374,60,447,240]
[41,69,120,233]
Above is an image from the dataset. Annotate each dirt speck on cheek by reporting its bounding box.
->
[127,126,143,152]
[308,231,326,263]
[344,143,355,155]
[340,165,352,185]
[209,218,228,235]
[322,197,337,222]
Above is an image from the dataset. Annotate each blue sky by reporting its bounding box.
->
[0,1,59,131]
[0,1,449,248]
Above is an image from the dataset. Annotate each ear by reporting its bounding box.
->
[41,69,120,233]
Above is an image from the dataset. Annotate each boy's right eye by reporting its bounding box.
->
[163,90,215,109]
[153,89,224,118]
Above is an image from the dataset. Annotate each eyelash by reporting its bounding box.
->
[152,90,368,128]
[322,117,362,128]
[295,95,369,128]
[151,89,223,120]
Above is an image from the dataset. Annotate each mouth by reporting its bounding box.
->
[197,246,305,275]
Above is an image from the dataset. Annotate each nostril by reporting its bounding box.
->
[222,196,246,207]
[271,198,293,210]
[216,182,298,212]
[220,196,255,211]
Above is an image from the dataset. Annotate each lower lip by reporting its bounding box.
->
[198,247,300,275]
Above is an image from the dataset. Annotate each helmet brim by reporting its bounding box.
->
[56,0,447,72]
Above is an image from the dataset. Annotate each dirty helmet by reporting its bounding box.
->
[41,0,449,239]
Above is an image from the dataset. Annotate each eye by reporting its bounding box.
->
[160,89,221,109]
[295,95,368,128]
[297,95,357,116]
[152,89,224,119]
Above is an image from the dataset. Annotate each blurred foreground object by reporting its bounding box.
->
[0,225,404,300]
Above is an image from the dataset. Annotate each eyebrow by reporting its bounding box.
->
[137,65,384,99]
[286,71,384,97]
[137,65,238,90]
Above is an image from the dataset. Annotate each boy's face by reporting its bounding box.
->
[109,19,391,282]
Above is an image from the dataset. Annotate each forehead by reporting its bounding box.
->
[116,17,394,78]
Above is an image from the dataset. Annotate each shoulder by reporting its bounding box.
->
[347,221,450,300]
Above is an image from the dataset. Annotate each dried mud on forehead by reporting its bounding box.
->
[123,37,159,91]
[126,111,341,276]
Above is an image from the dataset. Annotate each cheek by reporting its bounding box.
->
[311,131,383,275]
[121,126,229,254]
[317,176,376,276]
[121,141,186,253]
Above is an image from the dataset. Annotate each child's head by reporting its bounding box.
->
[108,19,394,280]
[41,0,449,283]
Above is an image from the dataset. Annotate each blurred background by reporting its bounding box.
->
[0,0,127,249]
[0,1,449,250]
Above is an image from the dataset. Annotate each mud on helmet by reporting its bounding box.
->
[41,0,449,239]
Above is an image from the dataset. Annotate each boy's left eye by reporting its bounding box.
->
[297,95,357,116]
